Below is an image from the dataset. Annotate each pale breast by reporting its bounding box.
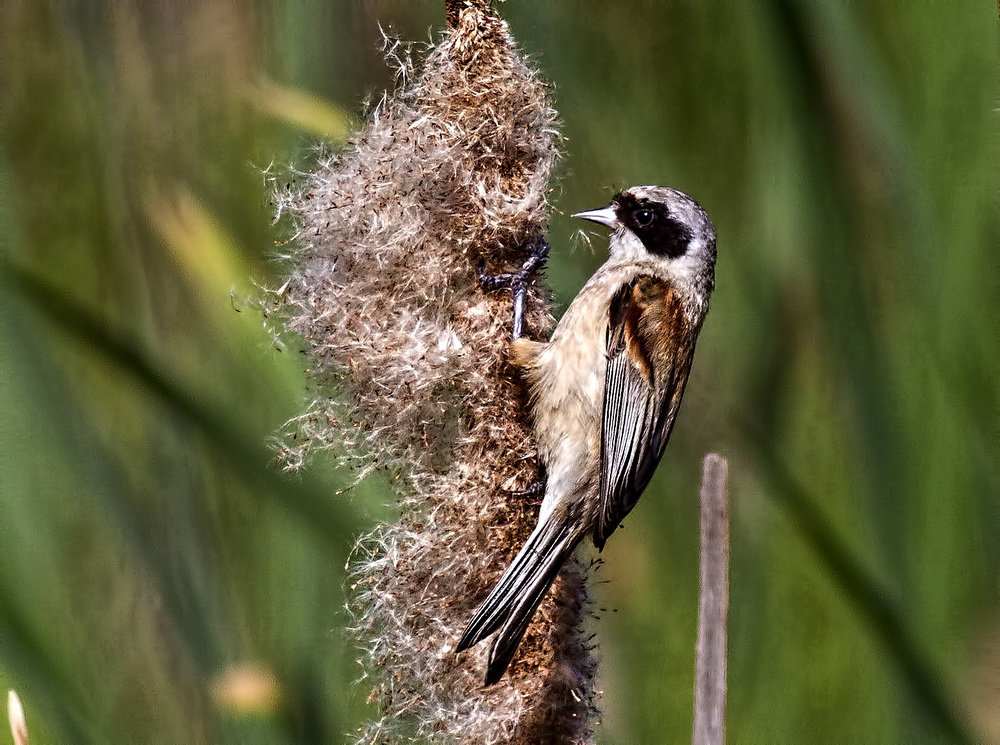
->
[528,277,614,496]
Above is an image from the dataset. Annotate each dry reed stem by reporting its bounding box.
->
[692,454,729,745]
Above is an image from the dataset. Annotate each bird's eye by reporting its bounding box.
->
[633,209,654,227]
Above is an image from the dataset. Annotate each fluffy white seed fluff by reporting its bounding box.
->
[267,3,598,743]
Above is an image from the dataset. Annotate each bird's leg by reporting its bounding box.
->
[509,478,545,499]
[506,464,547,500]
[477,238,550,340]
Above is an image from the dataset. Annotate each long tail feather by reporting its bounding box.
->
[456,517,580,683]
[484,551,569,684]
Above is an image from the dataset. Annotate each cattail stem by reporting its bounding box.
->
[693,453,729,745]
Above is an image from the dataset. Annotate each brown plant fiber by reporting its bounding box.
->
[271,3,597,742]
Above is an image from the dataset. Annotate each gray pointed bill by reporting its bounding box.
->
[572,205,617,228]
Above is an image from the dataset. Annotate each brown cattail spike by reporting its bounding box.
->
[268,3,598,743]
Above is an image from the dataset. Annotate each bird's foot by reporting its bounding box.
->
[509,478,545,499]
[507,465,546,500]
[477,238,550,340]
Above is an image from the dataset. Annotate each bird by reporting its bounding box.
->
[456,185,717,685]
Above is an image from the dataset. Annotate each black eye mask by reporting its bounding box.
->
[613,192,691,259]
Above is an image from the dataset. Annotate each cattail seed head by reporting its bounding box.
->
[269,4,598,742]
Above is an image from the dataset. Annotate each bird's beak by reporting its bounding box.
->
[571,205,617,228]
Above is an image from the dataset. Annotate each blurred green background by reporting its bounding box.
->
[0,2,996,743]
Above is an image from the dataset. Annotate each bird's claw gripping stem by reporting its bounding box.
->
[477,238,550,340]
[509,478,545,499]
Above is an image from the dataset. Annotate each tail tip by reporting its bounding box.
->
[483,667,504,686]
[456,630,508,686]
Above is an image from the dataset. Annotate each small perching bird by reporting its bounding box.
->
[457,185,717,684]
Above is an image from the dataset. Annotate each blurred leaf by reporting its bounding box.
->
[147,186,253,298]
[2,263,359,554]
[247,78,351,140]
[750,426,976,744]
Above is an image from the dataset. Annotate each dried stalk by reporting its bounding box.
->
[692,453,729,745]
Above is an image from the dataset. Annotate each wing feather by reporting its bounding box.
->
[596,276,697,549]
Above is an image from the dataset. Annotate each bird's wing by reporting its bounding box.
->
[596,275,697,549]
